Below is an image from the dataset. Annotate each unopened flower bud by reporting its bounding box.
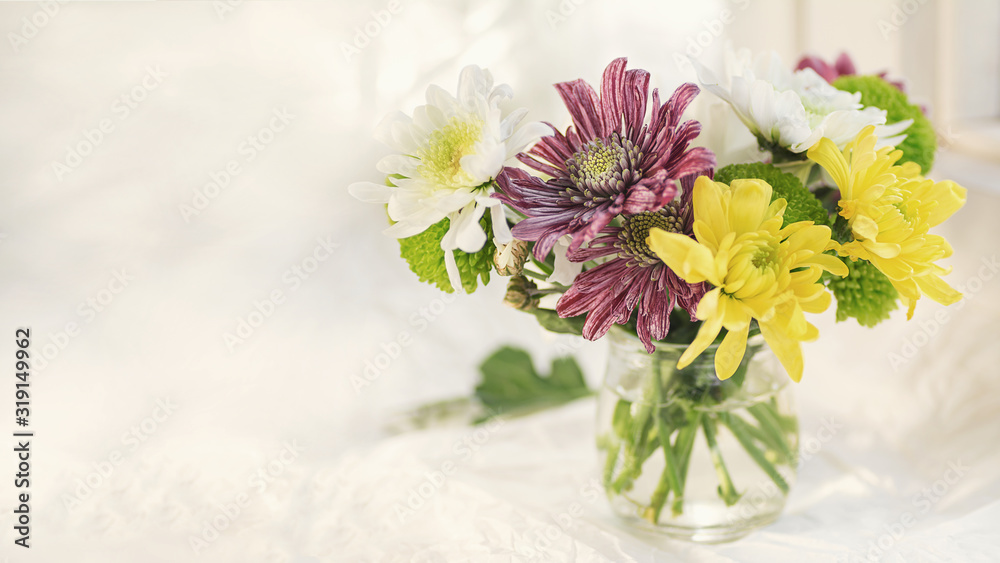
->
[503,275,538,311]
[494,239,530,276]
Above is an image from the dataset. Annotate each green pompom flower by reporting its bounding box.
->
[827,258,899,327]
[398,217,493,294]
[714,163,830,227]
[833,75,936,172]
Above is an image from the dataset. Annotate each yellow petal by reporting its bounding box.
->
[715,323,749,380]
[851,214,880,242]
[647,229,720,286]
[695,286,722,321]
[863,240,902,260]
[914,273,963,306]
[784,224,831,255]
[925,180,967,227]
[759,320,805,382]
[692,176,730,238]
[801,252,849,277]
[678,295,724,370]
[807,137,849,193]
[727,179,773,234]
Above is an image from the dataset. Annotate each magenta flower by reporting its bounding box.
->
[554,177,708,352]
[796,52,909,94]
[796,52,857,84]
[496,58,715,260]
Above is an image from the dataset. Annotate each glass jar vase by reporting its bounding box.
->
[596,328,798,543]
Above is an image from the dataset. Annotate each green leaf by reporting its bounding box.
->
[714,162,831,227]
[833,74,936,173]
[528,308,586,336]
[474,346,591,421]
[397,216,493,294]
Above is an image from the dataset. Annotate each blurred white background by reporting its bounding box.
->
[0,1,997,561]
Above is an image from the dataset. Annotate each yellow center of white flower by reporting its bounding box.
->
[418,116,484,188]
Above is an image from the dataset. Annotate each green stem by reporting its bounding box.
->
[748,403,796,465]
[527,288,564,296]
[610,397,655,494]
[521,269,548,281]
[671,410,703,515]
[721,412,790,494]
[771,397,799,435]
[602,439,621,486]
[702,415,741,506]
[530,257,554,276]
[645,356,683,524]
[602,400,633,487]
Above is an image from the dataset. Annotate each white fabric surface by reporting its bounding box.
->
[0,2,998,562]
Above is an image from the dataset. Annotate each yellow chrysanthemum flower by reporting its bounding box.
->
[648,176,848,382]
[807,126,967,318]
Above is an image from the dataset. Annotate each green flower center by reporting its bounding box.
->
[418,116,484,187]
[575,142,620,179]
[566,133,641,202]
[751,247,774,268]
[617,207,684,267]
[724,233,782,298]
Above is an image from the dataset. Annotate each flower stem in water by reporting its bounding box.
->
[702,415,742,506]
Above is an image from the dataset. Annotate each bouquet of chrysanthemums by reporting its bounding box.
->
[350,47,966,529]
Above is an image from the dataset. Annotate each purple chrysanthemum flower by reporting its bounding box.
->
[496,58,715,260]
[555,177,708,352]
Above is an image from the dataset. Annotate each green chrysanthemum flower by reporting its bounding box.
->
[714,163,830,227]
[833,75,936,172]
[398,217,493,293]
[827,258,898,327]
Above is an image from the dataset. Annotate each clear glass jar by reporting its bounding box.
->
[596,328,798,543]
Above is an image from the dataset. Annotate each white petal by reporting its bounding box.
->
[692,57,736,107]
[489,83,513,105]
[460,143,506,185]
[875,119,913,149]
[375,154,419,176]
[458,65,489,111]
[443,248,465,294]
[504,120,549,159]
[447,203,488,253]
[374,111,415,152]
[425,84,458,115]
[387,188,448,227]
[548,237,583,286]
[490,203,512,245]
[383,219,431,239]
[411,103,448,140]
[428,189,477,215]
[499,107,528,140]
[348,181,393,203]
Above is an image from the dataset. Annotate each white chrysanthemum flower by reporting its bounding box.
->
[682,89,765,168]
[349,65,547,291]
[692,47,912,154]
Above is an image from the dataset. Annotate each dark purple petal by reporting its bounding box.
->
[623,69,651,139]
[623,170,676,215]
[565,229,620,262]
[665,83,700,120]
[554,78,603,142]
[556,259,692,352]
[600,58,627,135]
[636,273,674,351]
[668,146,716,180]
[834,52,857,76]
[795,55,838,83]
